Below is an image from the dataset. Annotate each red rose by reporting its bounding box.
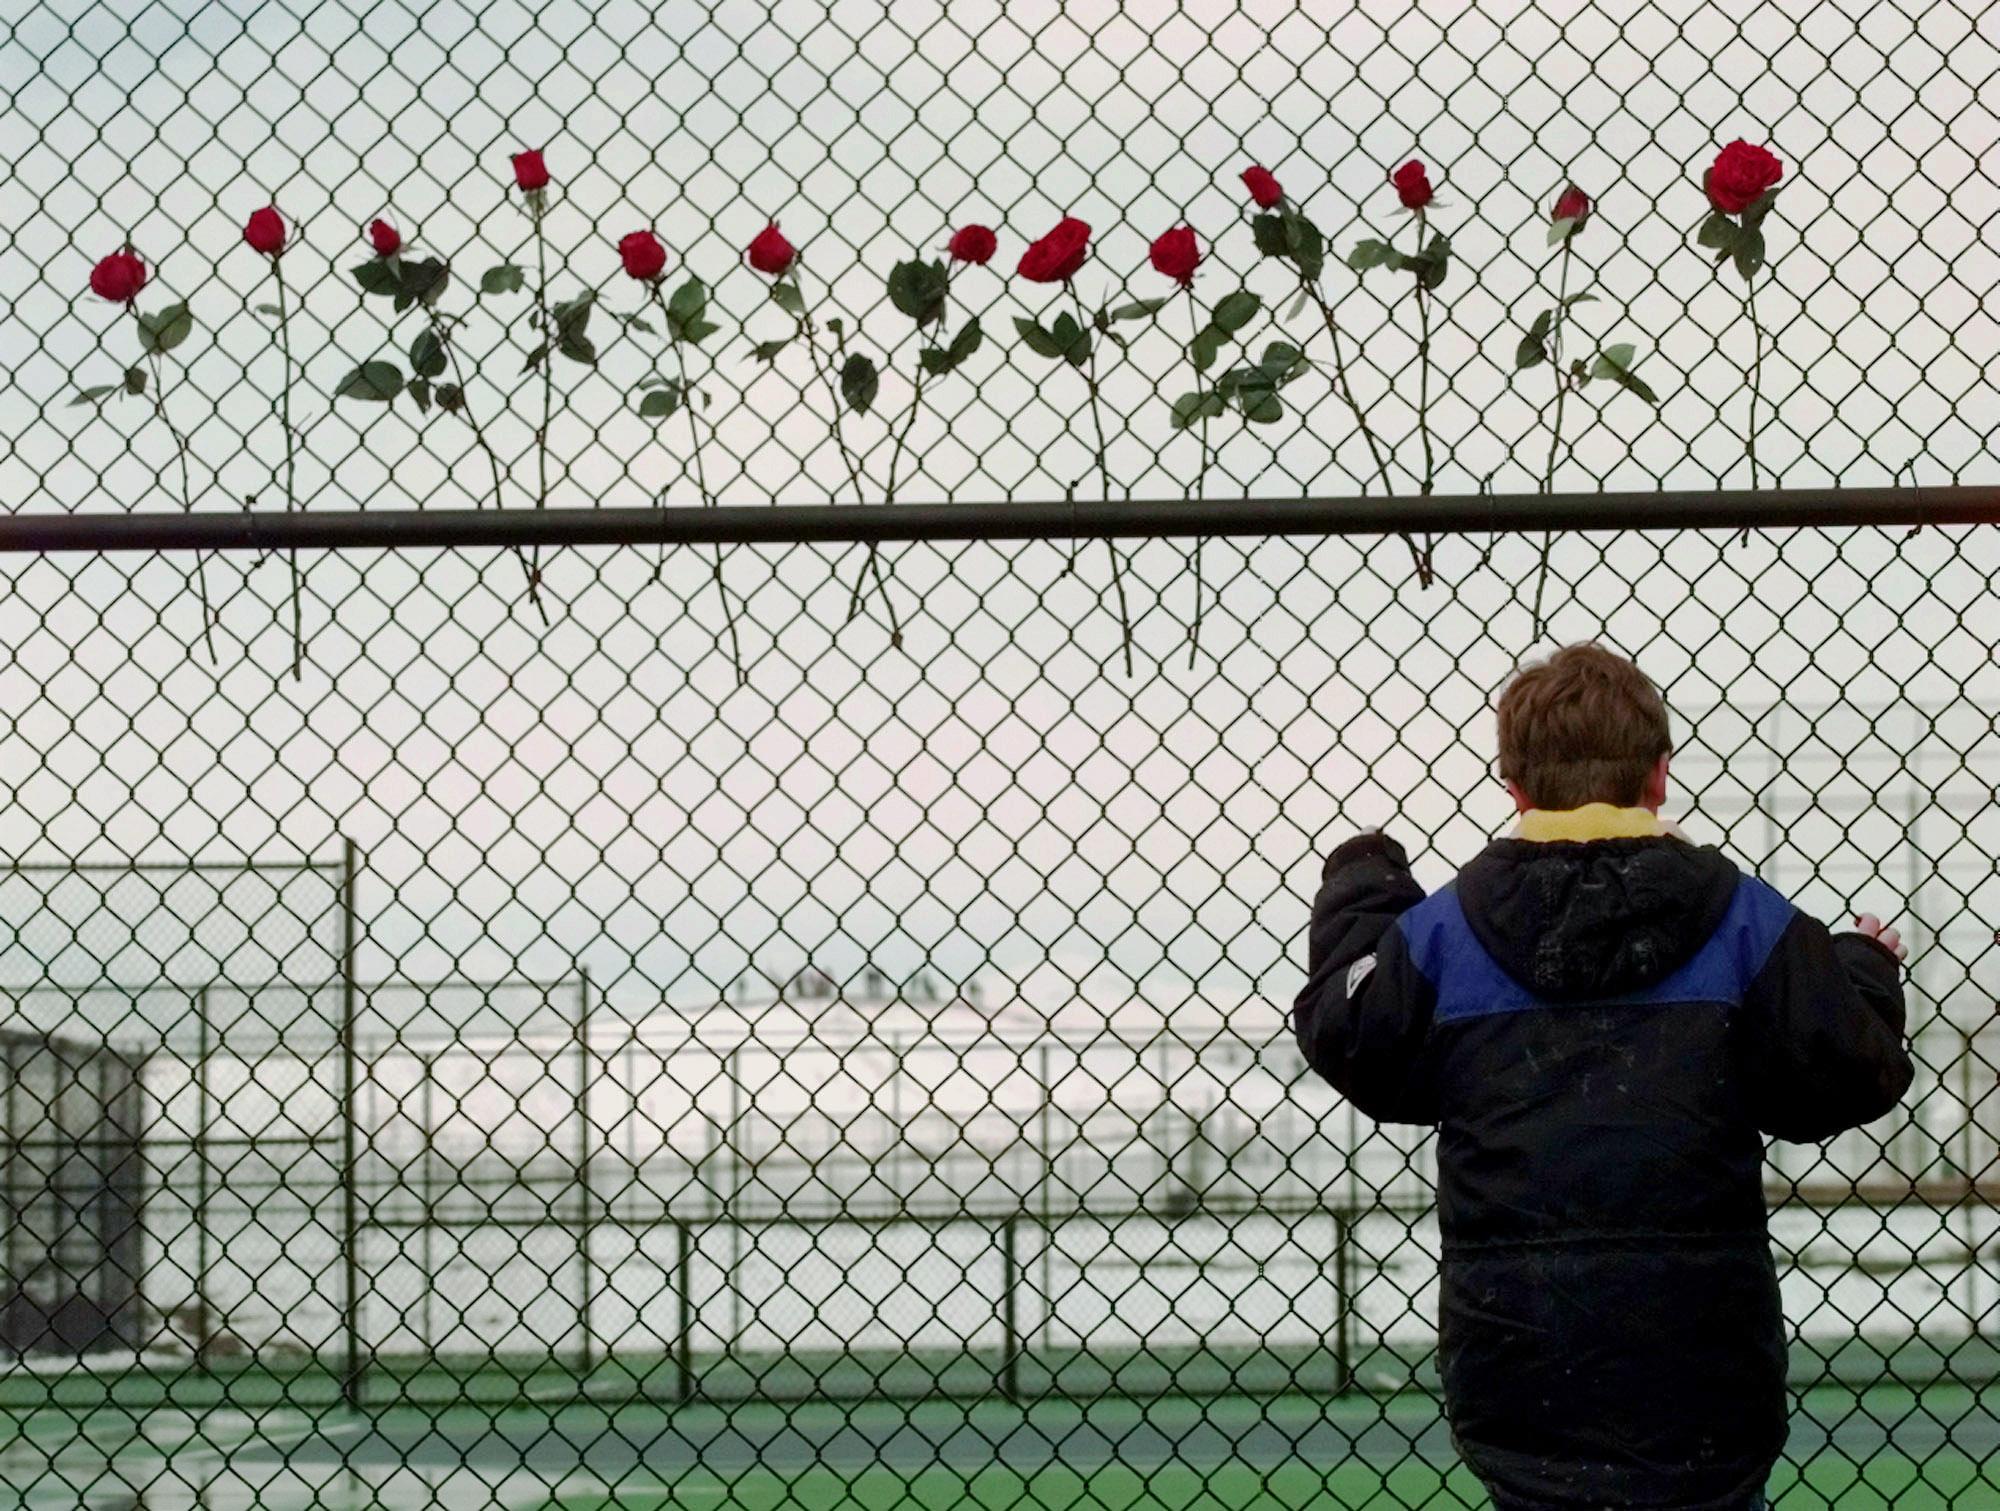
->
[947,224,997,265]
[1705,140,1782,216]
[512,150,550,191]
[368,219,402,258]
[619,229,668,282]
[1149,226,1200,287]
[243,206,286,256]
[89,250,146,304]
[1392,160,1434,211]
[1552,185,1591,225]
[747,223,796,276]
[1017,217,1091,283]
[1241,166,1283,209]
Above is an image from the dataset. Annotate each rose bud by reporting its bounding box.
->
[619,229,668,283]
[1392,160,1434,212]
[368,219,402,258]
[436,384,464,412]
[947,224,998,265]
[89,250,147,304]
[244,206,287,256]
[512,150,550,191]
[1553,185,1591,226]
[747,223,797,276]
[1241,166,1283,209]
[1016,217,1091,284]
[1149,226,1200,287]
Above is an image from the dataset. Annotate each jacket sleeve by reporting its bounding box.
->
[1738,912,1913,1143]
[1291,831,1438,1125]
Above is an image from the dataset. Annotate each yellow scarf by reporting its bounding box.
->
[1514,804,1677,842]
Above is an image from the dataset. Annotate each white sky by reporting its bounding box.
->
[0,0,1993,1048]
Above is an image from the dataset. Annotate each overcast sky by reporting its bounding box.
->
[0,0,1993,1055]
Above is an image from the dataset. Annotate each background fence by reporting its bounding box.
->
[4,0,2000,1506]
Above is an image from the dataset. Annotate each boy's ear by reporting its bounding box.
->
[1504,778,1534,815]
[1641,753,1670,812]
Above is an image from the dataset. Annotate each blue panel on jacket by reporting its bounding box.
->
[1399,874,1796,1023]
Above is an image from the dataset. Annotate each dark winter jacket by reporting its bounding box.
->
[1292,822,1911,1511]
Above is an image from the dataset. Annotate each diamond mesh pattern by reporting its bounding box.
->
[4,0,2000,1504]
[1,527,1997,1507]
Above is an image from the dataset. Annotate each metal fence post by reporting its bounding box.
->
[999,1215,1020,1403]
[421,1051,436,1352]
[338,835,364,1410]
[675,1217,693,1404]
[194,987,211,1366]
[1334,1208,1353,1395]
[575,969,594,1377]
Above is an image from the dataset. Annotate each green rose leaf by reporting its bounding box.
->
[480,264,526,295]
[619,314,657,335]
[840,352,879,413]
[668,278,706,322]
[135,302,193,356]
[1013,317,1064,360]
[637,373,672,389]
[409,330,447,378]
[1169,390,1227,431]
[407,377,432,413]
[1529,308,1556,341]
[1250,215,1288,259]
[557,332,597,366]
[255,302,282,317]
[394,257,448,312]
[123,365,147,395]
[334,360,404,401]
[1562,292,1600,308]
[638,386,682,420]
[1049,312,1091,367]
[1110,297,1171,322]
[1281,211,1324,282]
[552,291,595,339]
[353,261,401,298]
[1696,213,1737,254]
[770,280,805,316]
[749,337,791,363]
[68,385,119,407]
[1732,228,1766,283]
[1258,342,1308,384]
[1740,186,1782,231]
[1417,233,1452,290]
[1596,341,1637,372]
[681,317,721,345]
[1611,365,1660,405]
[1189,325,1225,373]
[922,318,984,375]
[1210,290,1260,335]
[521,341,549,373]
[887,258,948,326]
[1515,334,1548,370]
[1547,216,1579,247]
[1347,238,1396,273]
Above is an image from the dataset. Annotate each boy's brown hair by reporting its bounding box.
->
[1496,643,1672,809]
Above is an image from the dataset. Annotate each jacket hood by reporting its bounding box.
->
[1455,836,1743,1000]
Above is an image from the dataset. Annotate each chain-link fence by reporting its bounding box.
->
[5,0,2000,1505]
[0,517,1997,1510]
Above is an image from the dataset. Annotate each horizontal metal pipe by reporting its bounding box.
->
[0,486,1994,552]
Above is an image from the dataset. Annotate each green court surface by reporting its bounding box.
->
[4,1383,1997,1509]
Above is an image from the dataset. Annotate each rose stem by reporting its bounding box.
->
[1073,279,1132,678]
[654,284,745,685]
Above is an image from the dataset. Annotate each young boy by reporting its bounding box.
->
[1293,643,1911,1511]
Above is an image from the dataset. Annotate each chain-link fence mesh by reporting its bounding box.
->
[5,0,2000,1505]
[1,522,1997,1508]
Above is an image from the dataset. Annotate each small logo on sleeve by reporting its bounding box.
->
[1345,954,1377,999]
